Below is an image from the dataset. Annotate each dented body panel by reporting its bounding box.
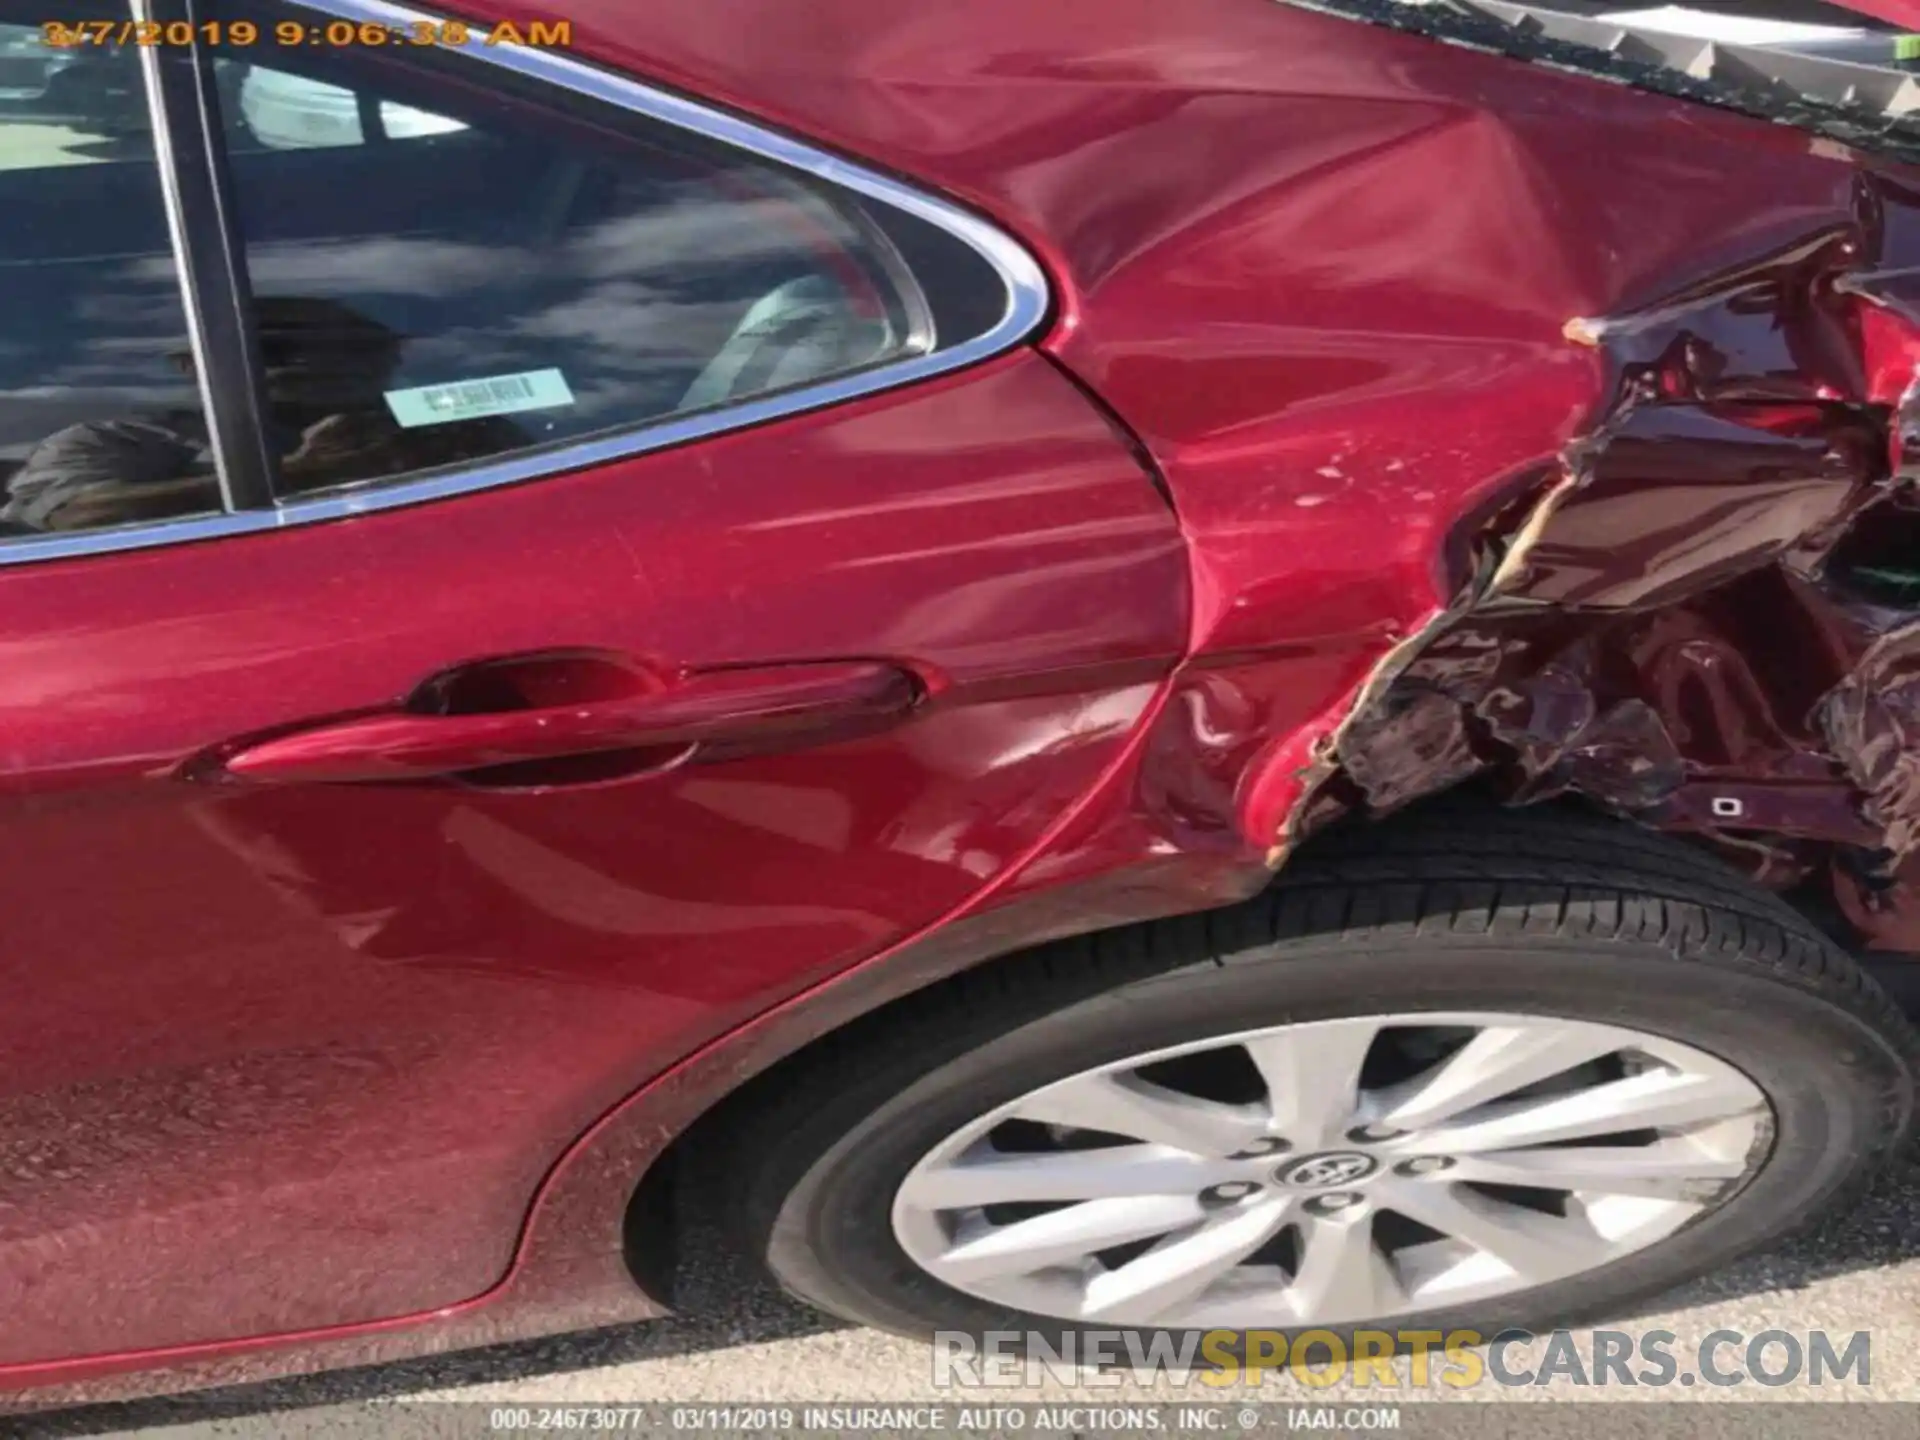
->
[434,0,1920,1363]
[1014,0,1920,943]
[20,0,1920,1401]
[586,0,1920,939]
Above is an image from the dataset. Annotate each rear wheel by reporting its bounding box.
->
[725,806,1916,1344]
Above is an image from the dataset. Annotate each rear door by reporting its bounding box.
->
[0,0,1187,1363]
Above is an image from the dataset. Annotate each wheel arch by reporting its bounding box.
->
[615,792,1872,1303]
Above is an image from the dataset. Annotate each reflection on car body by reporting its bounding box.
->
[6,0,1920,1411]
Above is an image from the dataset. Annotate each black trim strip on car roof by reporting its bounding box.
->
[1277,0,1920,165]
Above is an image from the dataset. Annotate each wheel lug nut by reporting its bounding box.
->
[1200,1181,1260,1205]
[1395,1156,1454,1176]
[1231,1137,1292,1158]
[1347,1124,1402,1143]
[1305,1192,1362,1215]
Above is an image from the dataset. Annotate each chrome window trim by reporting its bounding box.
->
[0,0,1050,567]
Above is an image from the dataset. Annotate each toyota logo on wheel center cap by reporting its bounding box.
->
[1278,1151,1379,1188]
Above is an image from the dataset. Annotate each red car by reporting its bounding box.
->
[6,0,1920,1401]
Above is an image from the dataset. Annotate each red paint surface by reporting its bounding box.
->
[15,0,1920,1401]
[0,352,1183,1369]
[559,0,1920,841]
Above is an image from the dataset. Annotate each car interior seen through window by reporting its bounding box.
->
[0,0,1007,542]
[0,14,219,536]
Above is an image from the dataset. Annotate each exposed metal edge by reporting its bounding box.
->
[0,0,1052,568]
[1275,0,1920,165]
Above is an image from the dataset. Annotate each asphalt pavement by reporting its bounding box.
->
[28,1149,1916,1436]
[36,970,1920,1434]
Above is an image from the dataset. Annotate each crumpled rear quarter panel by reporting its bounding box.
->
[596,0,1920,944]
[29,0,1920,1402]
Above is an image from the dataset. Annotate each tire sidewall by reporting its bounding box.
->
[756,937,1909,1344]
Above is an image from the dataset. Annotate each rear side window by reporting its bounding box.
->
[205,0,1009,500]
[0,1,1030,544]
[0,12,219,537]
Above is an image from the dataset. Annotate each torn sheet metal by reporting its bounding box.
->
[1821,616,1920,853]
[1283,164,1920,949]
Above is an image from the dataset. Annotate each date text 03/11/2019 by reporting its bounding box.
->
[41,19,575,48]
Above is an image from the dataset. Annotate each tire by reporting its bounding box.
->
[721,803,1918,1347]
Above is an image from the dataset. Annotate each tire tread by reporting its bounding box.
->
[707,802,1918,1336]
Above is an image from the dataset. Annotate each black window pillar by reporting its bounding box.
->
[135,0,279,512]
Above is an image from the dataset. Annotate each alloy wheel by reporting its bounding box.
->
[890,1012,1771,1327]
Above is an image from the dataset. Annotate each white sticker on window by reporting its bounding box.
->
[386,368,576,428]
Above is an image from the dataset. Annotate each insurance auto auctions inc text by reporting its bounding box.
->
[933,1327,1872,1390]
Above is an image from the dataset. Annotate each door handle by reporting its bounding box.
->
[221,659,920,784]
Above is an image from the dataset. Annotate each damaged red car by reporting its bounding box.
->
[8,0,1920,1400]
